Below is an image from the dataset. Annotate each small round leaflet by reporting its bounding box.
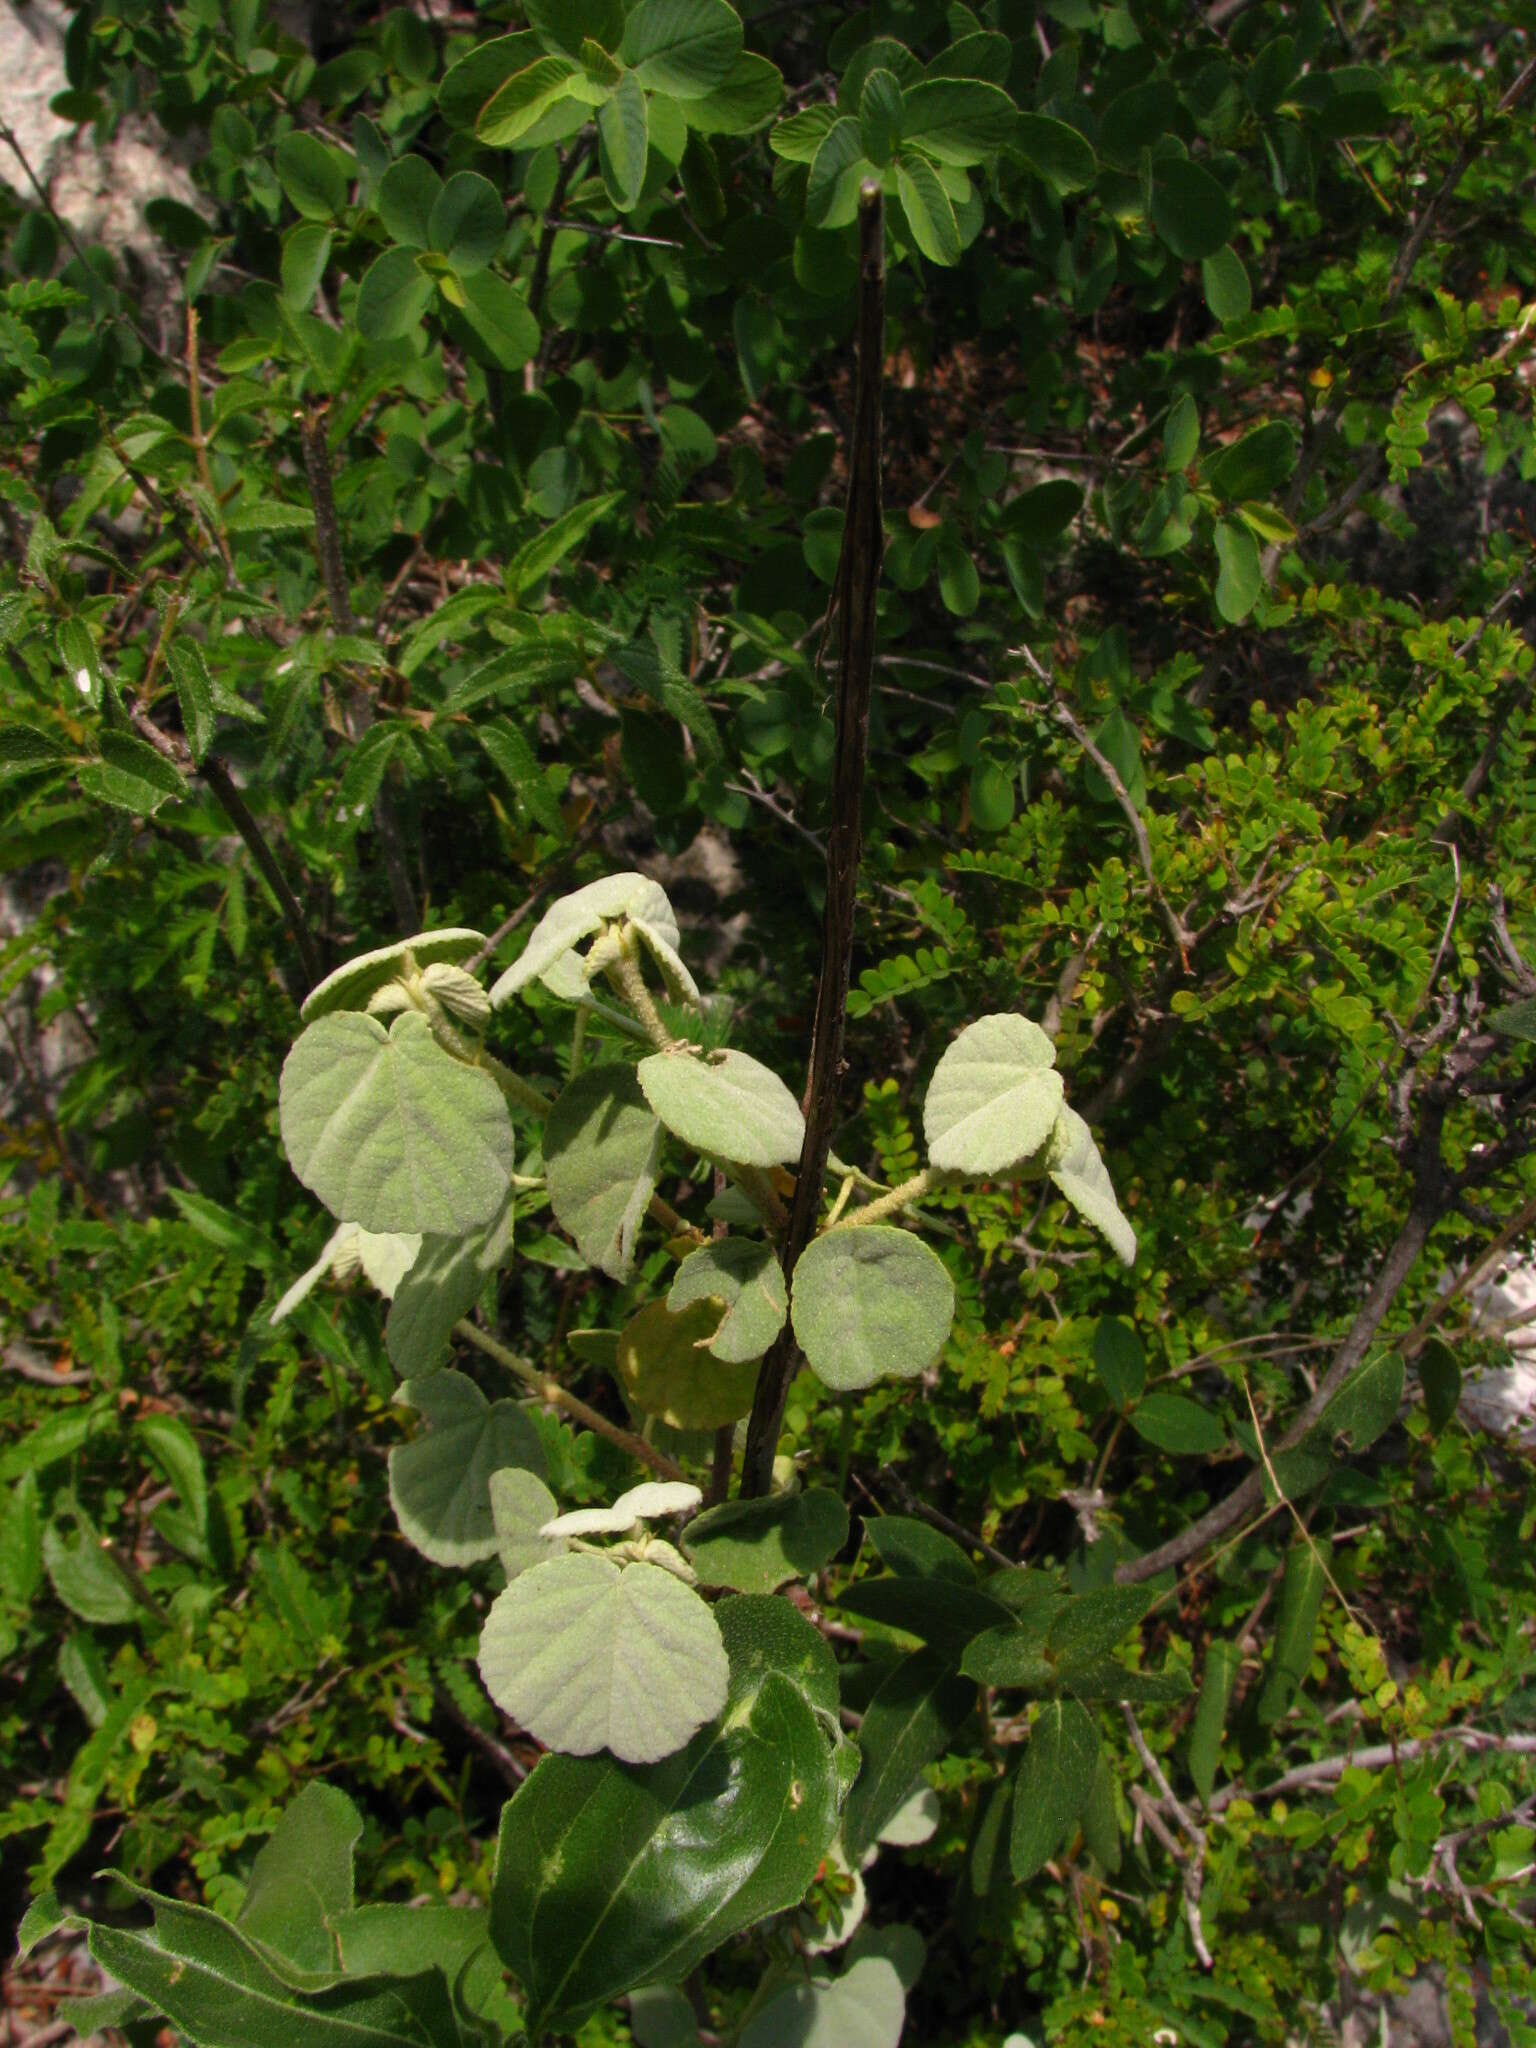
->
[923,1012,1064,1175]
[477,1551,729,1763]
[638,1047,805,1167]
[790,1226,955,1392]
[617,1298,760,1429]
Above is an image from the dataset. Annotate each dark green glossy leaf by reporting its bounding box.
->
[683,1488,849,1593]
[1188,1637,1240,1802]
[1127,1390,1226,1455]
[1418,1336,1462,1434]
[842,1649,975,1862]
[1093,1317,1146,1407]
[1151,156,1233,260]
[490,1597,839,2033]
[1009,1697,1098,1882]
[356,245,435,341]
[599,69,650,211]
[1256,1538,1328,1724]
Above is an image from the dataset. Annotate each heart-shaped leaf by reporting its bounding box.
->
[790,1226,955,1392]
[923,1013,1064,1175]
[683,1487,849,1593]
[279,1010,513,1237]
[388,1371,544,1565]
[477,1551,728,1762]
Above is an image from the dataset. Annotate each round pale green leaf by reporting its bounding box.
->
[923,1013,1063,1175]
[389,1370,545,1564]
[385,1192,515,1378]
[683,1487,849,1594]
[355,244,435,341]
[1044,1106,1137,1265]
[490,872,679,1003]
[279,1009,513,1236]
[428,170,505,273]
[637,1048,805,1167]
[617,1298,759,1429]
[300,929,486,1022]
[490,1467,565,1581]
[1202,242,1251,323]
[790,1226,955,1392]
[1151,156,1234,260]
[667,1239,787,1363]
[477,1552,729,1762]
[878,1782,941,1847]
[544,1064,662,1281]
[598,68,650,211]
[376,154,442,248]
[622,0,743,99]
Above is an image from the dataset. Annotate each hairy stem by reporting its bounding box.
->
[741,184,885,1498]
[830,1165,948,1230]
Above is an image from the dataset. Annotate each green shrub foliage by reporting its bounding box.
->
[4,0,1536,2043]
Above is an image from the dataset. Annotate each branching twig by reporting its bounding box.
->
[740,184,885,1498]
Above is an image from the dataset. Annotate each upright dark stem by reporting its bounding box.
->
[739,184,885,1499]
